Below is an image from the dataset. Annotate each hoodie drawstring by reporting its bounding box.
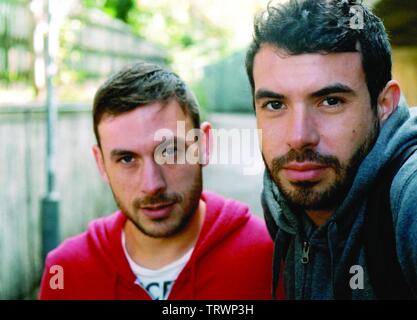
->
[271,229,282,299]
[272,228,291,299]
[327,221,339,299]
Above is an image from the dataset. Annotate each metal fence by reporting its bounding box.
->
[0,105,117,299]
[0,0,168,300]
[0,0,167,84]
[62,4,167,78]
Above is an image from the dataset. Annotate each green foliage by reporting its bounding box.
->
[82,0,106,9]
[80,0,246,100]
[81,0,234,58]
[104,0,135,23]
[82,0,136,23]
[180,34,194,48]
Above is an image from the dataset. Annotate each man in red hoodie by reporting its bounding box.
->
[39,62,276,300]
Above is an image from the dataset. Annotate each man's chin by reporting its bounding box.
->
[130,209,196,239]
[130,216,179,238]
[277,179,345,211]
[135,225,176,238]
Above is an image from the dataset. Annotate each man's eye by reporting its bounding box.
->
[263,101,285,111]
[162,146,177,157]
[119,155,134,164]
[321,97,344,107]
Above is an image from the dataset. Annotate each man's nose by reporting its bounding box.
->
[140,159,167,195]
[286,106,320,151]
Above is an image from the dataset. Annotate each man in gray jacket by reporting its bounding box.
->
[246,0,417,299]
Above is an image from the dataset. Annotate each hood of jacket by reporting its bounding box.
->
[86,191,252,299]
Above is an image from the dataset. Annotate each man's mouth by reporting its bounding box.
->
[282,162,329,182]
[140,202,176,219]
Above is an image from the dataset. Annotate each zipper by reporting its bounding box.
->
[301,241,310,264]
[300,240,311,299]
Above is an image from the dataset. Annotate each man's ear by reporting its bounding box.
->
[199,121,212,167]
[377,80,401,126]
[92,144,109,183]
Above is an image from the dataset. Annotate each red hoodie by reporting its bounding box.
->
[39,192,276,300]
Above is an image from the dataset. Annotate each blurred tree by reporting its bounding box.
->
[104,0,135,22]
[83,0,136,23]
[374,0,417,46]
[81,0,236,80]
[80,0,274,86]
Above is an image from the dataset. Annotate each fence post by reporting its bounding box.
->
[41,0,60,262]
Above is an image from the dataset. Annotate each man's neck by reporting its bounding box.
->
[305,210,333,227]
[124,200,206,269]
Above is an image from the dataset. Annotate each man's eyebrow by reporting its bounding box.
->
[310,83,355,98]
[255,89,285,101]
[158,135,194,147]
[110,149,137,159]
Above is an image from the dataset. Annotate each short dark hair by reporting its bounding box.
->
[93,62,201,146]
[246,0,392,109]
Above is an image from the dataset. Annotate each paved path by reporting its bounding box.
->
[203,113,265,216]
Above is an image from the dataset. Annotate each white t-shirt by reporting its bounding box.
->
[122,231,193,300]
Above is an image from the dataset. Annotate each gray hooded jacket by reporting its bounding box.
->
[262,100,417,299]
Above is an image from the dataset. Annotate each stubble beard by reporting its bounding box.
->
[111,170,203,238]
[267,118,380,211]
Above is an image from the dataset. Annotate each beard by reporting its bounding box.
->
[111,170,203,238]
[266,118,380,211]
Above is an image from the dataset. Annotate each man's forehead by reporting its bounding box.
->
[254,45,363,70]
[98,101,194,152]
[99,100,191,130]
[253,45,365,92]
